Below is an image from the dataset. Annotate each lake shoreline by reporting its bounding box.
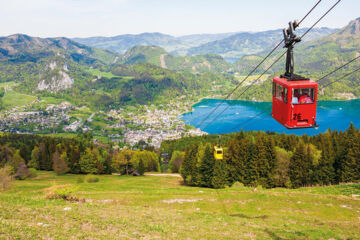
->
[181,99,360,135]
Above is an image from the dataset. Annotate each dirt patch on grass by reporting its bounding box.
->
[162,199,202,204]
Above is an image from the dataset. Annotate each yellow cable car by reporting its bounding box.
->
[214,135,224,160]
[214,146,223,160]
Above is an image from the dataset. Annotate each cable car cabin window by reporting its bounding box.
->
[217,150,222,154]
[272,82,276,97]
[275,84,287,103]
[292,88,315,104]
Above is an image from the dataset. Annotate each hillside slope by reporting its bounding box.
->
[121,45,233,73]
[185,27,337,59]
[0,34,120,92]
[234,18,360,101]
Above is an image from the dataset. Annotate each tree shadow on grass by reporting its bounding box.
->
[263,229,286,240]
[229,213,268,219]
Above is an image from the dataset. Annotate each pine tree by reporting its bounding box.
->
[137,158,145,176]
[263,136,277,188]
[212,159,228,189]
[341,134,360,182]
[312,133,336,185]
[289,141,308,188]
[226,136,250,185]
[28,146,40,169]
[199,144,215,187]
[247,134,268,187]
[180,144,198,185]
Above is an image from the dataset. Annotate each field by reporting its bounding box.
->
[0,172,359,239]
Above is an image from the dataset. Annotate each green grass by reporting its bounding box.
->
[0,172,359,239]
[38,133,78,139]
[0,81,16,88]
[2,90,36,109]
[39,96,66,105]
[87,68,119,78]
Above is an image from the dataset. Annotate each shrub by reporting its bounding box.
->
[85,174,99,183]
[28,168,37,178]
[0,166,13,191]
[45,184,79,201]
[76,176,85,183]
[231,181,245,189]
[14,162,30,180]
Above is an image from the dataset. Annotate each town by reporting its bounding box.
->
[0,98,206,148]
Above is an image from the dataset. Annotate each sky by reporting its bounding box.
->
[0,0,359,38]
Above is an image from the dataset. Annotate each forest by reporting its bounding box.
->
[0,123,359,189]
[165,123,360,189]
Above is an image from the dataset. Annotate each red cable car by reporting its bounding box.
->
[272,20,319,129]
[272,77,318,128]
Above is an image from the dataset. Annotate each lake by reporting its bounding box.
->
[181,99,360,135]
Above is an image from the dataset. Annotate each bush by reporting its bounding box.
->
[14,162,30,180]
[45,184,79,201]
[0,166,13,191]
[231,181,245,189]
[28,168,37,178]
[76,176,85,183]
[85,174,99,183]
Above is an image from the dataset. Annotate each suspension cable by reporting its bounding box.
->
[317,54,360,83]
[322,66,360,88]
[232,54,360,131]
[195,0,324,129]
[201,0,341,131]
[203,51,287,130]
[230,106,272,131]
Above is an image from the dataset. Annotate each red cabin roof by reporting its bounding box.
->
[273,76,318,88]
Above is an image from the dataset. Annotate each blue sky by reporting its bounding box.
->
[0,0,359,37]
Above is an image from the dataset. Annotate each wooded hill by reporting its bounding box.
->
[162,123,360,189]
[0,123,359,189]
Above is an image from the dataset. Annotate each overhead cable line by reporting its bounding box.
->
[230,106,272,131]
[202,0,341,131]
[203,51,287,130]
[195,0,323,129]
[316,54,360,83]
[322,66,360,88]
[232,53,360,131]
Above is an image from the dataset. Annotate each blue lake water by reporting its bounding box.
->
[180,99,360,135]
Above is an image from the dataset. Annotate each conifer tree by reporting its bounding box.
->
[28,146,40,169]
[341,134,360,182]
[247,134,268,187]
[312,133,336,185]
[212,159,228,189]
[289,141,307,188]
[180,144,198,185]
[226,136,250,185]
[138,158,145,176]
[263,136,277,187]
[199,144,215,187]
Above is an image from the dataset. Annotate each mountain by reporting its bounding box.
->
[184,27,338,59]
[121,45,233,73]
[0,34,234,109]
[73,32,238,56]
[234,18,360,101]
[73,32,189,54]
[0,34,120,92]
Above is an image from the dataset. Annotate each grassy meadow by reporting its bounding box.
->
[0,172,359,239]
